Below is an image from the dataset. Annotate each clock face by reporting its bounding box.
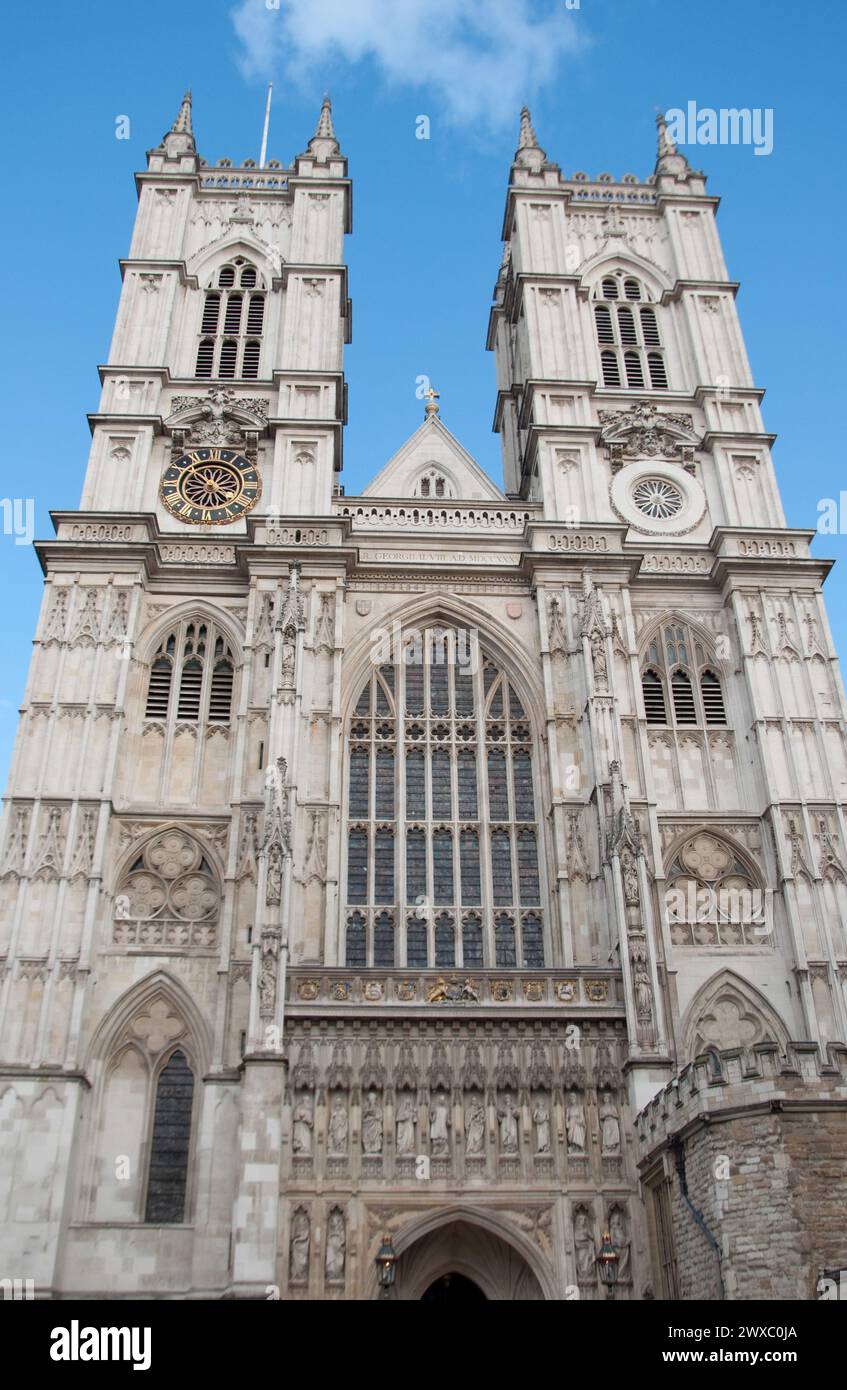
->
[160,449,261,525]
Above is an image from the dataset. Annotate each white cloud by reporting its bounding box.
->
[231,0,583,131]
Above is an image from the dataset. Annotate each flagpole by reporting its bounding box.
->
[259,83,273,168]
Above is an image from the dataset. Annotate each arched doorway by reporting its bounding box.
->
[388,1217,546,1300]
[422,1273,487,1302]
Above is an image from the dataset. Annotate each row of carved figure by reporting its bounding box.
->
[289,1087,622,1160]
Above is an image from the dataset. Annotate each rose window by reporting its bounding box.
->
[114,828,220,950]
[632,477,683,520]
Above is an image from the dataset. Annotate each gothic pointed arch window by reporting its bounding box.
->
[593,271,668,390]
[144,1048,195,1223]
[144,618,235,728]
[640,621,727,729]
[665,832,766,948]
[113,826,221,949]
[343,627,546,969]
[195,258,266,380]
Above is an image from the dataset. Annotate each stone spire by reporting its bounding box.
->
[159,89,196,159]
[172,90,194,137]
[654,109,690,178]
[514,105,547,171]
[307,93,341,162]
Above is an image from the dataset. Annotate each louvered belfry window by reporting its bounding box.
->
[594,272,669,390]
[640,623,728,729]
[144,620,235,726]
[194,258,266,380]
[344,629,545,969]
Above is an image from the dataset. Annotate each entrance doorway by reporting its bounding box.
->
[421,1273,487,1302]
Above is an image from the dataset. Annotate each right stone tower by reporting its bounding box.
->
[487,109,847,1297]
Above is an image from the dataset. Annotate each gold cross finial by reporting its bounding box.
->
[424,385,440,418]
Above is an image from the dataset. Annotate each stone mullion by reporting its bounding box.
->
[323,579,345,966]
[537,585,570,969]
[190,631,217,807]
[476,663,495,969]
[396,664,407,966]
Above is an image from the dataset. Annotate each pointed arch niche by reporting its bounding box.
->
[81,971,210,1225]
[681,970,790,1063]
[339,612,550,971]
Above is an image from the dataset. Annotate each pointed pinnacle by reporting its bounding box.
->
[655,109,676,159]
[316,93,336,140]
[307,93,340,158]
[515,105,546,169]
[518,105,539,150]
[655,108,690,175]
[172,90,193,136]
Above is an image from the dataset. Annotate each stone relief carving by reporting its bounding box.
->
[599,1093,622,1154]
[396,1093,417,1155]
[362,1090,384,1155]
[289,1206,310,1284]
[70,589,101,646]
[292,1092,314,1155]
[565,1093,587,1154]
[325,1206,346,1284]
[429,1091,451,1156]
[43,588,69,643]
[328,1093,349,1153]
[497,1093,519,1154]
[574,1205,597,1284]
[464,1094,486,1155]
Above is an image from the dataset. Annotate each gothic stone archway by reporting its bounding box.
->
[389,1219,545,1301]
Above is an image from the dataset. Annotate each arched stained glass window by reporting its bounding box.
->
[343,629,545,968]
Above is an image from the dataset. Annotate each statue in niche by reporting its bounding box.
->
[429,1091,451,1156]
[464,1095,486,1156]
[574,1208,596,1282]
[610,1207,631,1282]
[395,1094,417,1156]
[328,1094,348,1153]
[289,1207,310,1283]
[497,1093,519,1154]
[325,1208,346,1283]
[362,1090,383,1155]
[532,1097,551,1154]
[292,1093,314,1155]
[265,844,283,906]
[600,1093,621,1155]
[633,963,654,1021]
[590,631,608,690]
[565,1094,586,1154]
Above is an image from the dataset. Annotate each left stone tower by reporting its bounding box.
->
[0,93,351,1295]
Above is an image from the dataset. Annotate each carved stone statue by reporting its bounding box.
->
[289,1207,310,1283]
[497,1094,519,1154]
[464,1096,486,1156]
[429,1091,451,1156]
[362,1090,383,1155]
[610,1207,631,1282]
[325,1207,346,1283]
[574,1208,595,1283]
[633,964,654,1021]
[395,1093,416,1155]
[600,1094,621,1155]
[328,1094,348,1153]
[292,1093,314,1155]
[532,1097,551,1154]
[565,1095,586,1154]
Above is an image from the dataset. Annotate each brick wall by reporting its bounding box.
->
[637,1043,847,1300]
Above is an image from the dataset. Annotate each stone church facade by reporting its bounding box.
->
[1,95,846,1301]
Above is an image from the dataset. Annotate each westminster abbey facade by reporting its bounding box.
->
[1,95,845,1302]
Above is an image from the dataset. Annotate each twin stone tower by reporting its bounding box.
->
[1,94,846,1302]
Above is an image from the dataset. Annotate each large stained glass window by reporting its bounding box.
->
[344,628,545,968]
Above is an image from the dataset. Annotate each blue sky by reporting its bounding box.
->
[1,0,846,785]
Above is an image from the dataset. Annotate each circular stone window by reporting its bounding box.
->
[632,477,683,520]
[609,461,707,536]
